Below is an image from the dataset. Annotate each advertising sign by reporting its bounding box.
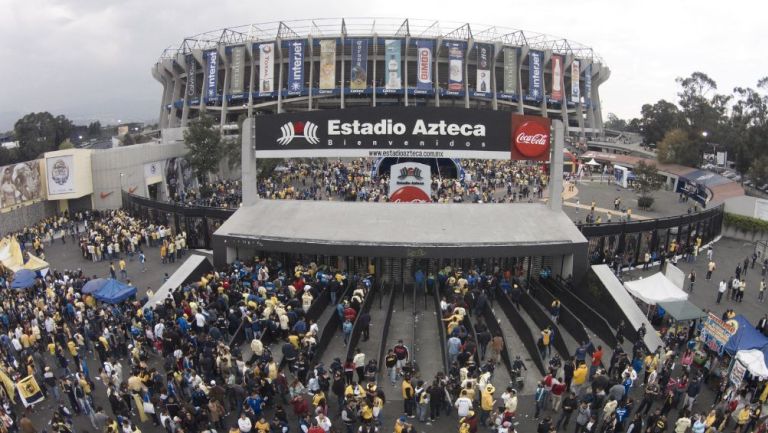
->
[287,40,305,95]
[259,43,275,94]
[384,40,402,91]
[730,360,747,388]
[571,60,581,103]
[510,115,551,161]
[319,39,336,90]
[551,55,564,101]
[0,160,44,209]
[584,63,592,105]
[415,40,433,93]
[230,46,245,94]
[144,161,164,185]
[46,155,75,195]
[475,43,492,94]
[446,41,464,94]
[502,47,518,96]
[700,312,736,355]
[389,162,432,203]
[205,50,218,100]
[528,51,543,100]
[349,39,368,92]
[186,55,197,98]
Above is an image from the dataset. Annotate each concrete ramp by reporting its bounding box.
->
[146,254,212,307]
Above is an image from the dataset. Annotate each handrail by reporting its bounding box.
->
[495,285,546,375]
[524,280,572,360]
[376,281,397,383]
[412,282,418,371]
[480,306,514,379]
[463,314,482,367]
[434,287,449,375]
[345,278,377,361]
[313,274,355,363]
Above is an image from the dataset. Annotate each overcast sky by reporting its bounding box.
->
[1,0,764,131]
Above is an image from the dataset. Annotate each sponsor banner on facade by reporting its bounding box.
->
[475,43,492,95]
[229,46,245,94]
[415,40,433,94]
[584,63,592,105]
[205,50,218,100]
[384,40,402,91]
[0,160,44,209]
[46,155,75,195]
[319,39,336,91]
[528,51,543,100]
[510,115,551,161]
[259,43,275,95]
[571,60,581,103]
[502,47,518,96]
[551,55,564,101]
[446,41,464,94]
[287,40,305,95]
[186,55,197,99]
[144,161,164,185]
[389,162,432,203]
[349,39,368,92]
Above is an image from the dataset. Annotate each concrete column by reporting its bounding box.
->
[340,37,345,109]
[549,120,565,211]
[247,44,256,118]
[404,36,409,107]
[560,55,572,136]
[540,50,550,118]
[372,35,377,107]
[169,70,183,128]
[434,37,442,108]
[464,38,473,109]
[192,50,206,115]
[308,37,314,110]
[160,72,174,128]
[241,117,258,205]
[277,38,284,113]
[219,46,230,130]
[517,46,528,114]
[491,42,502,111]
[157,75,169,128]
[181,56,192,127]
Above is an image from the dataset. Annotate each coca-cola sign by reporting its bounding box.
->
[511,115,551,160]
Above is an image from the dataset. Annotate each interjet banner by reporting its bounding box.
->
[551,55,564,101]
[446,41,464,93]
[584,63,592,104]
[502,47,518,95]
[389,162,432,203]
[205,50,218,100]
[571,60,581,103]
[528,50,543,100]
[349,39,368,92]
[475,43,492,94]
[186,55,197,99]
[415,40,432,93]
[230,46,245,94]
[319,39,336,90]
[259,43,275,94]
[384,40,402,90]
[287,40,305,95]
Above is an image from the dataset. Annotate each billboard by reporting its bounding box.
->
[253,107,551,161]
[700,312,736,355]
[230,46,245,95]
[46,155,75,195]
[259,43,275,94]
[551,55,564,101]
[475,43,492,94]
[571,60,581,103]
[205,50,218,100]
[415,40,433,93]
[319,39,336,90]
[384,40,402,91]
[446,41,464,94]
[528,51,543,100]
[287,40,305,95]
[144,160,164,185]
[389,162,432,203]
[186,55,197,99]
[502,47,518,95]
[0,160,43,209]
[584,63,592,105]
[349,39,368,92]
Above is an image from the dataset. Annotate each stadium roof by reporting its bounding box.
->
[213,200,587,258]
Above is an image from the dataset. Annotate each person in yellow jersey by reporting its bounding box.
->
[119,258,127,280]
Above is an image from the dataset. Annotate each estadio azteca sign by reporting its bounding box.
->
[388,162,432,203]
[253,107,550,161]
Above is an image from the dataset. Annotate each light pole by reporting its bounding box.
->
[119,172,125,191]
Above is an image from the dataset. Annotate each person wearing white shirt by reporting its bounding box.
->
[154,322,165,340]
[717,280,727,304]
[454,390,473,417]
[195,312,206,330]
[238,413,252,432]
[315,414,332,432]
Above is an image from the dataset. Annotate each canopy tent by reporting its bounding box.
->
[93,280,136,304]
[81,278,108,294]
[585,158,601,166]
[624,272,689,304]
[657,300,707,322]
[735,349,768,379]
[724,314,768,355]
[9,269,37,290]
[0,238,49,272]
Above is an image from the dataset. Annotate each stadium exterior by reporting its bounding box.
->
[152,18,609,138]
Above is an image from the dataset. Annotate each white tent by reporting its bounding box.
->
[624,272,688,304]
[736,349,768,379]
[585,158,601,166]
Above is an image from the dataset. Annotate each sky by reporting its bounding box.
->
[0,0,765,131]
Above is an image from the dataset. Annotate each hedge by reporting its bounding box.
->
[724,212,768,233]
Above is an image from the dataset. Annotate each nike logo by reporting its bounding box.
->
[99,191,114,199]
[128,186,138,194]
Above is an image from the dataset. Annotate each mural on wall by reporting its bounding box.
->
[0,160,44,210]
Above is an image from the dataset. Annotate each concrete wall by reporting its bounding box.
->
[725,195,764,219]
[0,200,57,236]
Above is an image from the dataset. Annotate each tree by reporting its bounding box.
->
[604,113,628,131]
[183,114,222,182]
[639,100,684,145]
[657,128,699,166]
[14,112,73,161]
[58,139,74,150]
[676,72,730,134]
[633,160,663,198]
[748,155,768,186]
[87,121,102,139]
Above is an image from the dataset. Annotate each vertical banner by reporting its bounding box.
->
[186,55,197,99]
[319,39,336,90]
[384,40,402,91]
[446,41,464,93]
[46,155,75,196]
[502,47,518,96]
[287,40,305,95]
[571,60,581,103]
[528,50,543,100]
[349,39,368,93]
[389,162,432,203]
[475,43,492,94]
[415,40,433,93]
[230,46,245,94]
[584,63,592,105]
[551,55,563,101]
[259,43,275,94]
[205,50,218,100]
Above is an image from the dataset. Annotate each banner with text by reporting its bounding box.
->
[475,43,492,94]
[384,40,402,91]
[446,41,464,94]
[287,40,305,95]
[528,51,543,100]
[503,47,518,95]
[584,63,592,105]
[700,312,736,355]
[205,50,218,100]
[349,39,368,92]
[551,55,564,101]
[186,55,197,99]
[319,40,336,90]
[389,162,432,203]
[0,160,44,209]
[259,43,275,94]
[571,60,581,103]
[415,40,433,93]
[46,155,75,196]
[230,46,245,94]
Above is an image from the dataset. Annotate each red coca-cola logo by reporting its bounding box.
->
[514,120,550,157]
[389,186,431,203]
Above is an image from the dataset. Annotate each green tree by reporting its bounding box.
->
[633,160,663,198]
[14,112,73,161]
[639,100,684,145]
[748,155,768,186]
[58,139,74,150]
[183,114,222,182]
[604,113,628,131]
[87,121,102,138]
[657,128,699,166]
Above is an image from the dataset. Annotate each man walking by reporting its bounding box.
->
[717,280,727,304]
[706,260,716,280]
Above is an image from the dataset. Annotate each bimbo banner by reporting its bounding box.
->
[415,40,432,93]
[259,43,275,94]
[475,43,492,95]
[571,60,581,103]
[319,39,336,91]
[384,40,402,91]
[389,162,432,203]
[186,55,197,99]
[205,50,218,100]
[446,41,464,94]
[287,40,305,95]
[229,46,245,95]
[349,39,368,92]
[528,51,543,100]
[551,55,564,101]
[584,64,592,105]
[502,47,518,95]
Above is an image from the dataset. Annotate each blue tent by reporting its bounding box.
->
[10,269,37,290]
[93,279,137,304]
[82,278,108,294]
[724,315,768,355]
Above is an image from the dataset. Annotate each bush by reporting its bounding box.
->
[724,213,768,233]
[637,196,654,210]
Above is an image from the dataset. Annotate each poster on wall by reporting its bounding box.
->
[164,157,197,200]
[475,43,492,94]
[349,39,368,92]
[144,161,164,185]
[551,55,564,101]
[502,47,518,96]
[259,43,275,95]
[415,40,432,94]
[205,50,218,101]
[229,46,245,95]
[0,160,43,209]
[186,55,197,99]
[46,155,75,196]
[384,40,402,91]
[584,63,592,105]
[388,162,432,203]
[528,51,543,100]
[319,39,336,91]
[287,40,305,95]
[571,60,581,103]
[446,41,464,94]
